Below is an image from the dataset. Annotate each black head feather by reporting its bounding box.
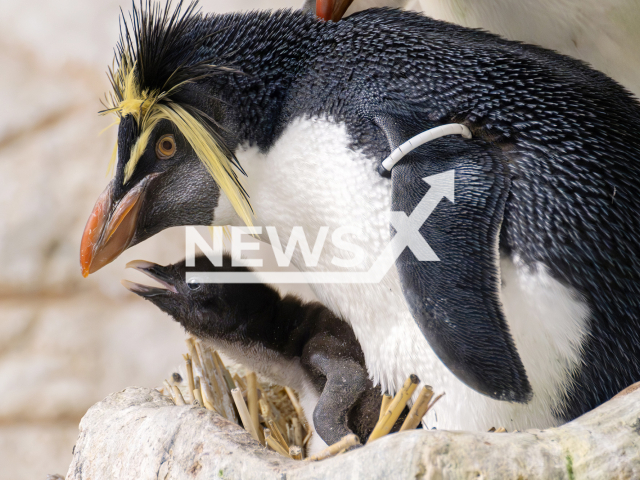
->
[109,0,237,105]
[102,0,253,223]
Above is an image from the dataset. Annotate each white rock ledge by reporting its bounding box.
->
[67,384,640,480]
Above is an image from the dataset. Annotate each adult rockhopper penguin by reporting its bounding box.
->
[81,1,640,431]
[122,254,408,451]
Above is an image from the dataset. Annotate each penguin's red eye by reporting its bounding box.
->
[156,134,176,159]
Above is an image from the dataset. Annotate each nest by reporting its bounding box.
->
[158,337,450,461]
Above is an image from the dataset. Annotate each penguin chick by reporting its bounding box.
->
[122,254,406,449]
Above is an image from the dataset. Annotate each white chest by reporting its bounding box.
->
[222,116,591,431]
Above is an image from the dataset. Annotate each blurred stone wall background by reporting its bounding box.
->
[0,2,301,479]
[1,0,637,478]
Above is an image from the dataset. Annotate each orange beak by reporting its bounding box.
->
[316,0,355,22]
[80,174,158,277]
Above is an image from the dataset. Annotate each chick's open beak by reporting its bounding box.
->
[316,0,355,21]
[121,260,178,297]
[80,174,159,277]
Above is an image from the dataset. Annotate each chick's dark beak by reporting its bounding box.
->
[80,174,159,277]
[316,0,355,21]
[121,260,178,297]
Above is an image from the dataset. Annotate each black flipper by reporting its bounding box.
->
[388,131,532,403]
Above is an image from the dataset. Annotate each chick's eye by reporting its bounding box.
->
[187,278,201,291]
[156,134,176,159]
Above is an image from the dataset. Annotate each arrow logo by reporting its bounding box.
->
[388,170,455,261]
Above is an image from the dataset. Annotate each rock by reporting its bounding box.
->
[68,384,640,480]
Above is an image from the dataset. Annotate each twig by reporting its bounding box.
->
[367,375,419,444]
[284,387,307,428]
[183,354,195,404]
[193,377,204,407]
[231,388,262,444]
[261,399,289,451]
[208,348,238,423]
[399,385,434,431]
[213,350,236,391]
[172,385,186,406]
[246,372,264,444]
[305,434,359,461]
[379,394,392,420]
[264,428,291,457]
[259,387,287,433]
[233,374,247,392]
[185,337,202,373]
[292,417,303,448]
[199,378,219,413]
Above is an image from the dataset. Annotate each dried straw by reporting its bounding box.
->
[199,377,218,412]
[172,385,186,406]
[183,354,195,404]
[260,388,287,433]
[231,387,262,444]
[379,394,392,420]
[185,338,202,372]
[212,350,236,391]
[285,387,307,427]
[193,377,204,407]
[305,434,359,461]
[246,372,264,444]
[233,374,247,392]
[399,385,434,431]
[292,417,303,448]
[264,428,291,457]
[367,375,420,444]
[162,339,446,461]
[261,399,289,451]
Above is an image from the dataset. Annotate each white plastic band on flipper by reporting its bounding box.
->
[381,123,472,172]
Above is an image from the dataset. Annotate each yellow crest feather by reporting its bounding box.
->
[101,58,253,227]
